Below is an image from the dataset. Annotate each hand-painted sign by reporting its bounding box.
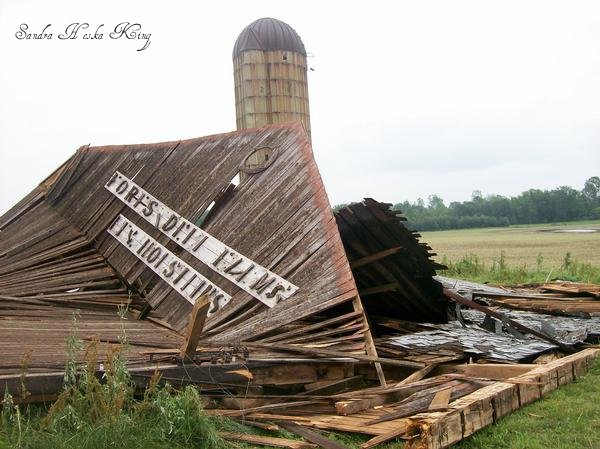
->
[105,171,299,307]
[108,214,231,315]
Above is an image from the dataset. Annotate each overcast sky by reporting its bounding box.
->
[1,0,599,215]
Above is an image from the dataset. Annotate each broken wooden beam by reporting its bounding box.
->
[405,348,600,449]
[180,294,210,360]
[242,341,426,369]
[365,380,484,425]
[359,283,401,297]
[278,421,352,449]
[212,400,329,418]
[333,376,452,416]
[398,364,437,385]
[300,375,364,396]
[220,432,317,449]
[443,288,576,353]
[350,247,403,269]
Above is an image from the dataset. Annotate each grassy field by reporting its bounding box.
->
[421,220,600,276]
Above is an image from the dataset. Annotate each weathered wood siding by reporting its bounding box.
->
[1,123,359,348]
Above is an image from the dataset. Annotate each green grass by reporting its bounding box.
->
[453,356,600,449]
[438,252,600,284]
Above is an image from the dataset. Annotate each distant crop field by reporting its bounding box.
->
[421,220,600,270]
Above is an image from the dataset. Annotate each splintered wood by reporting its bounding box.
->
[404,349,599,449]
[334,200,447,323]
[223,349,598,449]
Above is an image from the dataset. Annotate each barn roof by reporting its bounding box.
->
[0,123,368,374]
[0,122,448,392]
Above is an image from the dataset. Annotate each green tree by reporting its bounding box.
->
[583,176,600,202]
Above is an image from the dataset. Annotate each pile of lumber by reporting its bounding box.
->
[478,282,600,317]
[438,277,600,318]
[200,349,599,449]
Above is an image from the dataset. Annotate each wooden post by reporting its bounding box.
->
[351,294,387,387]
[180,295,211,361]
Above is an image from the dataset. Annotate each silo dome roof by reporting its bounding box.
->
[233,18,306,58]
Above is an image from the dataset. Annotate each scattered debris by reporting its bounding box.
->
[1,124,599,449]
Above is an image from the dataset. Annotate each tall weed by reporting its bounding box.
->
[441,252,600,284]
[0,313,227,449]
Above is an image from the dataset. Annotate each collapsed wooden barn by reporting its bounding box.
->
[0,122,441,382]
[1,121,598,449]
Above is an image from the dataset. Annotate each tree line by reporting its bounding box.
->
[334,176,600,231]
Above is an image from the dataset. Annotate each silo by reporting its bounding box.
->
[233,18,311,140]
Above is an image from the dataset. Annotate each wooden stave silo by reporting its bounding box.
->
[233,18,311,140]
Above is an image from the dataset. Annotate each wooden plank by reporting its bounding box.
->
[220,432,317,449]
[360,427,408,449]
[243,342,425,369]
[262,312,362,343]
[398,364,437,385]
[434,363,536,379]
[349,246,403,269]
[301,376,364,396]
[180,295,210,360]
[251,363,353,386]
[246,412,410,437]
[351,293,387,387]
[358,283,400,297]
[230,419,280,431]
[429,387,452,409]
[278,421,351,449]
[366,381,483,425]
[334,377,452,416]
[216,400,327,417]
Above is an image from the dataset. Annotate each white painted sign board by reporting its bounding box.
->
[108,214,231,315]
[105,171,298,307]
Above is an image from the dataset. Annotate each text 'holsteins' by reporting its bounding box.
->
[105,171,298,308]
[108,215,231,315]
